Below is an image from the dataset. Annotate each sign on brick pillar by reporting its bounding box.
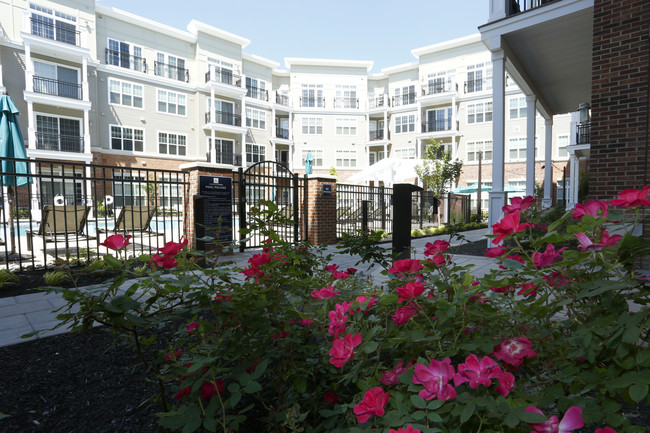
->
[306,175,337,245]
[179,162,237,251]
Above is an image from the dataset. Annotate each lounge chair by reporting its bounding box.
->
[98,205,162,236]
[26,205,93,251]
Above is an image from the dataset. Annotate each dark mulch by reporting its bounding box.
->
[0,328,161,433]
[448,239,490,256]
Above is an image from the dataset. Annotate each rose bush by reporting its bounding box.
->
[46,193,650,432]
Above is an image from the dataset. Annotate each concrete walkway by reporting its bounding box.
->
[0,228,497,348]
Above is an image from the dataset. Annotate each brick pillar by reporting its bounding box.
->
[180,162,236,251]
[306,175,337,245]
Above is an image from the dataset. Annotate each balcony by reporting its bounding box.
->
[205,69,242,87]
[207,151,242,166]
[33,76,82,100]
[333,97,359,109]
[105,49,147,73]
[576,122,591,144]
[369,130,390,141]
[276,128,290,139]
[247,86,268,101]
[422,82,457,96]
[464,79,492,94]
[392,93,417,107]
[507,0,554,17]
[155,62,189,82]
[30,17,80,46]
[300,97,325,108]
[275,93,290,106]
[421,119,457,133]
[205,111,242,127]
[36,132,83,153]
[368,95,390,109]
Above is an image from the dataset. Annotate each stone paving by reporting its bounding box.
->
[0,228,498,348]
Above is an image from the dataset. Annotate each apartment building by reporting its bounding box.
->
[0,0,573,215]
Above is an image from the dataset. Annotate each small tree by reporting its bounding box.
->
[415,139,463,225]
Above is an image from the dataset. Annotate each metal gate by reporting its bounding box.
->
[238,161,307,250]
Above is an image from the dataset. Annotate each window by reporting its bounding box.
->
[158,174,183,208]
[30,3,77,45]
[301,84,324,107]
[302,149,323,167]
[36,114,82,152]
[301,117,323,135]
[393,148,416,159]
[425,108,453,132]
[508,137,538,161]
[246,108,267,129]
[467,102,493,124]
[369,151,385,165]
[246,143,265,164]
[395,114,415,134]
[557,178,571,203]
[207,98,236,125]
[336,118,357,135]
[208,58,236,85]
[335,85,357,108]
[509,96,527,119]
[155,53,187,82]
[426,70,454,94]
[207,138,236,165]
[110,125,143,152]
[394,85,415,106]
[158,132,187,156]
[557,135,569,158]
[33,61,80,99]
[246,77,266,100]
[336,150,357,168]
[466,63,492,93]
[113,173,146,207]
[107,39,144,72]
[109,79,143,108]
[157,90,186,115]
[466,140,493,162]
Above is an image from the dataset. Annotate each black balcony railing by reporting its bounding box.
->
[508,0,553,16]
[369,130,390,141]
[275,93,290,106]
[421,119,455,133]
[105,49,147,73]
[30,17,80,46]
[422,82,458,96]
[368,95,389,108]
[205,69,242,87]
[206,151,242,166]
[246,87,268,101]
[577,122,591,145]
[300,97,325,108]
[391,93,416,107]
[205,111,242,127]
[36,132,83,153]
[33,76,82,100]
[154,61,189,82]
[276,128,290,139]
[464,78,492,93]
[334,97,359,109]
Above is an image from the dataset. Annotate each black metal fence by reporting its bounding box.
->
[336,184,393,238]
[0,157,188,271]
[447,193,471,225]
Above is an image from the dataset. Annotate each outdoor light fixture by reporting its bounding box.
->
[578,103,590,124]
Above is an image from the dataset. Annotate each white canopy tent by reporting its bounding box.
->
[347,158,423,186]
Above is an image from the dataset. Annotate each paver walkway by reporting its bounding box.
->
[0,229,497,347]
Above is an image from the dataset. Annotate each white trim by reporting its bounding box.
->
[285,58,373,71]
[96,5,196,43]
[155,88,187,117]
[187,19,250,47]
[108,123,145,153]
[157,130,188,157]
[411,34,482,58]
[108,78,145,110]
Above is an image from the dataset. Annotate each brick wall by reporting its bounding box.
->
[590,0,650,199]
[306,176,337,245]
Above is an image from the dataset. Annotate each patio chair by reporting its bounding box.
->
[26,205,94,251]
[98,205,162,236]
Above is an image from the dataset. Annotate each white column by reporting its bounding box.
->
[488,49,507,231]
[25,43,34,93]
[27,101,36,149]
[271,106,276,139]
[30,162,41,220]
[210,129,216,164]
[241,132,247,167]
[384,110,388,144]
[85,166,93,218]
[567,150,580,210]
[289,112,294,140]
[288,143,294,171]
[451,95,457,159]
[525,95,536,196]
[543,119,553,208]
[365,114,370,142]
[241,96,247,167]
[82,56,89,101]
[489,0,508,22]
[83,109,90,154]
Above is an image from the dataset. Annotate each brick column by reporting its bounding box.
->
[179,162,236,251]
[306,175,337,245]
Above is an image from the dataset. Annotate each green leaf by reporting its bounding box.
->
[504,412,519,428]
[501,258,524,270]
[104,254,122,268]
[623,325,641,344]
[229,392,241,408]
[182,418,202,433]
[363,341,379,354]
[427,412,443,423]
[629,383,648,403]
[426,400,444,411]
[410,394,426,409]
[460,402,475,424]
[519,412,547,423]
[244,381,262,394]
[249,358,269,380]
[412,410,426,421]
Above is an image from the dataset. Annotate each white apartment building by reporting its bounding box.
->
[0,0,572,212]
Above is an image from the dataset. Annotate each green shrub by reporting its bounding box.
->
[43,270,70,287]
[411,229,424,237]
[0,270,19,291]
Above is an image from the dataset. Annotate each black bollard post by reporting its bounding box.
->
[392,183,423,261]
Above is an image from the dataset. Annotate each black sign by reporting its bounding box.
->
[322,184,332,197]
[196,176,233,244]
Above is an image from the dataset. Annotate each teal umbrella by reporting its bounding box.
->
[0,94,32,254]
[452,183,491,194]
[305,152,314,175]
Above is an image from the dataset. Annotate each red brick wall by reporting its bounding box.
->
[306,177,337,245]
[590,0,650,199]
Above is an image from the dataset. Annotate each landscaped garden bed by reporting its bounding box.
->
[2,191,650,432]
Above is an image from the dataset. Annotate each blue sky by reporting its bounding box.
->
[97,0,489,73]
